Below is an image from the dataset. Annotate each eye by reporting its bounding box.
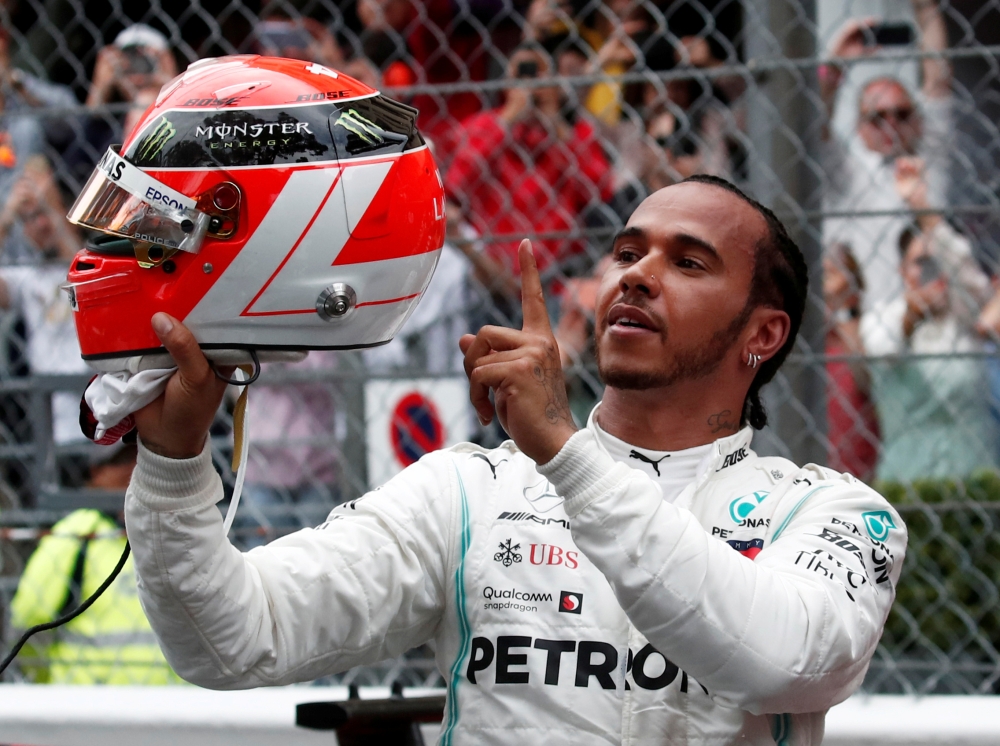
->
[677,257,705,270]
[615,247,639,264]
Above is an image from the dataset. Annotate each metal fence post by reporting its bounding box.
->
[338,351,368,500]
[744,0,827,466]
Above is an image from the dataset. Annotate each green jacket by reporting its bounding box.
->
[10,509,180,684]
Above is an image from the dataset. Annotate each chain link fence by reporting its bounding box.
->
[0,0,999,697]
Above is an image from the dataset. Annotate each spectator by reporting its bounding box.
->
[248,13,344,67]
[0,156,89,446]
[0,27,78,152]
[824,242,879,482]
[10,444,181,684]
[86,24,176,110]
[582,0,675,126]
[861,158,998,481]
[68,24,177,187]
[522,0,603,53]
[355,0,488,163]
[444,45,612,298]
[600,103,724,226]
[821,0,952,314]
[0,29,77,114]
[0,88,45,266]
[236,351,342,549]
[675,34,745,111]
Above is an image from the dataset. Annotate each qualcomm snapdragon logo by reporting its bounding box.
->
[861,511,896,542]
[729,491,769,524]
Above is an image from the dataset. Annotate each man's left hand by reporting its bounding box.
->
[460,239,577,464]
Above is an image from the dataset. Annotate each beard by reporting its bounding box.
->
[597,303,752,390]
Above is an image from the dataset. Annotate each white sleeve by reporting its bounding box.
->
[929,220,992,310]
[539,431,906,715]
[860,299,906,357]
[125,439,456,689]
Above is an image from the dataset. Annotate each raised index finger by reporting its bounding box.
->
[518,239,552,334]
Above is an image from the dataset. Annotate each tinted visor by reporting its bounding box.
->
[67,147,211,253]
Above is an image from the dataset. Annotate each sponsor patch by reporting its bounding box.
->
[494,538,522,567]
[726,538,764,559]
[728,491,769,523]
[559,591,583,614]
[861,510,896,542]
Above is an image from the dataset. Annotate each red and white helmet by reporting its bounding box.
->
[66,55,445,369]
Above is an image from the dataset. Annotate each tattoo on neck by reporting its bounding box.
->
[707,410,738,434]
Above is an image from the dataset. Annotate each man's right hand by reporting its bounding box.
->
[133,313,230,459]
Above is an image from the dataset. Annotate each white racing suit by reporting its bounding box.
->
[125,413,906,745]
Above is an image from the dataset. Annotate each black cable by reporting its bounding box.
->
[0,540,131,678]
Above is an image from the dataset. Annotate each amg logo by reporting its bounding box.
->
[498,511,570,530]
[719,446,748,470]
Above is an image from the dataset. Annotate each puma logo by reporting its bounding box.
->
[471,452,507,480]
[629,449,670,477]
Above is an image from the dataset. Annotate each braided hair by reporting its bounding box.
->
[682,175,810,429]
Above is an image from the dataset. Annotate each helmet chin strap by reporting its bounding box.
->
[222,363,253,536]
[210,349,261,385]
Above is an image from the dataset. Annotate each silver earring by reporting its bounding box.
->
[746,353,760,369]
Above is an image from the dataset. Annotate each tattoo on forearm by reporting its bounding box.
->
[707,410,738,434]
[534,363,574,426]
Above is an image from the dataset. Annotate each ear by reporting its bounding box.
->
[744,307,791,364]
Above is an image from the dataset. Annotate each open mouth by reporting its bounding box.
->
[607,305,657,332]
[614,318,648,329]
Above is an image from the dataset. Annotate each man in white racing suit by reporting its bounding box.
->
[125,176,906,745]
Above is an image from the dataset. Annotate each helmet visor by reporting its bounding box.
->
[67,146,211,253]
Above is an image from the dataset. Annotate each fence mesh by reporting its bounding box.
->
[0,0,999,696]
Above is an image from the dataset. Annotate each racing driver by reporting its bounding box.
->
[124,175,906,745]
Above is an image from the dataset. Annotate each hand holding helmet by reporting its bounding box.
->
[133,313,230,459]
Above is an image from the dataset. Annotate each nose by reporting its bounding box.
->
[619,255,661,298]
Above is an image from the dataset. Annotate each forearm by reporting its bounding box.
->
[126,440,265,687]
[914,0,950,98]
[126,440,449,688]
[539,431,899,713]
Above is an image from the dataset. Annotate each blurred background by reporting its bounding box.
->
[0,0,998,702]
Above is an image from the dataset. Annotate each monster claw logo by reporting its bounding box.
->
[136,118,176,161]
[494,538,522,568]
[335,109,384,146]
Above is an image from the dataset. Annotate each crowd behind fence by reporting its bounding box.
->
[0,0,999,696]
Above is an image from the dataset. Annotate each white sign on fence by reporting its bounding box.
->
[365,377,471,488]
